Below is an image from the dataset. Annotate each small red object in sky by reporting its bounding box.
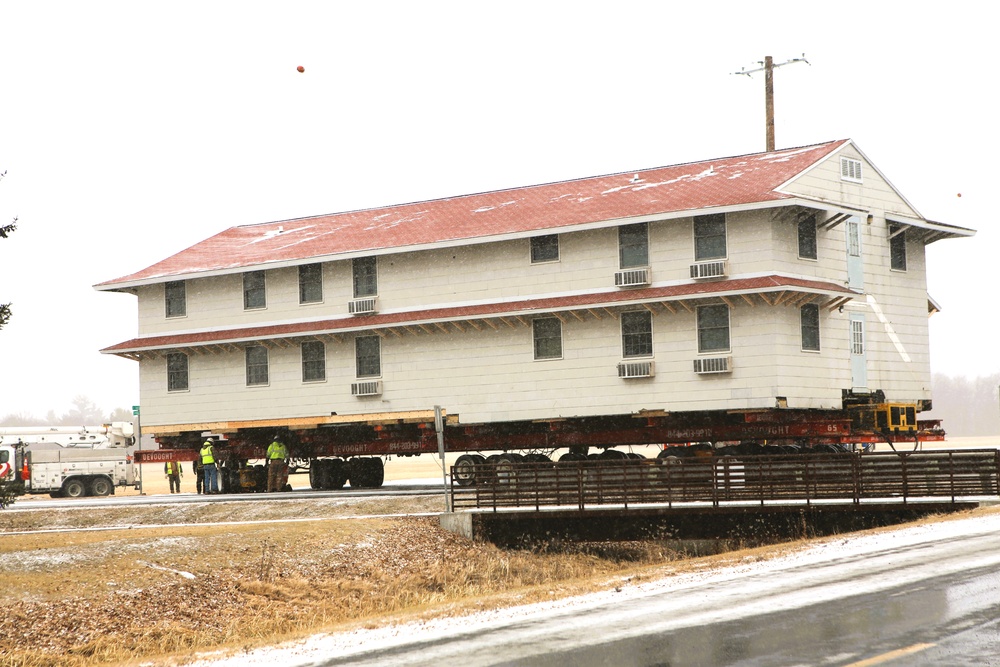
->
[297,65,305,73]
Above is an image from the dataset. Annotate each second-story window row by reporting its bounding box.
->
[244,271,266,310]
[618,223,649,269]
[165,280,186,318]
[299,264,323,303]
[694,214,727,261]
[353,257,378,298]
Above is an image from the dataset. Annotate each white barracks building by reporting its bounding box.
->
[96,140,973,439]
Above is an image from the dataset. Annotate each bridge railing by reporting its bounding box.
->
[450,449,1000,511]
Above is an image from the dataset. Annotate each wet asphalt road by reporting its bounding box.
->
[312,516,1000,667]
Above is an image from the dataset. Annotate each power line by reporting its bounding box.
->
[733,54,810,152]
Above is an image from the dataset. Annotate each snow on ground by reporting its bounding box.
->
[187,510,1000,667]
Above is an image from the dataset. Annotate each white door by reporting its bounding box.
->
[850,313,868,392]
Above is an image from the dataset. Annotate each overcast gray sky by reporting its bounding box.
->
[0,1,995,418]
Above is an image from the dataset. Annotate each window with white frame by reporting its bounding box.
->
[697,304,730,353]
[618,223,649,269]
[355,335,381,378]
[353,257,377,298]
[243,271,266,310]
[532,317,562,359]
[846,219,861,257]
[299,263,323,304]
[841,157,863,183]
[889,224,907,271]
[165,280,186,318]
[245,346,269,386]
[301,340,326,382]
[621,311,653,358]
[801,303,820,351]
[798,215,818,260]
[166,352,189,391]
[694,213,727,261]
[851,319,865,355]
[530,235,559,263]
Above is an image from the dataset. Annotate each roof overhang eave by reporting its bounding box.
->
[94,199,802,290]
[884,213,975,242]
[100,277,855,356]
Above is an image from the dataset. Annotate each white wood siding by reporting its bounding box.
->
[129,150,938,428]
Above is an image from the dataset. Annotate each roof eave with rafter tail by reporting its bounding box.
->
[100,274,856,357]
[95,140,857,291]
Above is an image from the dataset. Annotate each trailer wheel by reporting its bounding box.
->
[309,459,322,489]
[453,454,479,487]
[348,458,384,489]
[89,477,113,497]
[62,478,87,498]
[327,459,347,490]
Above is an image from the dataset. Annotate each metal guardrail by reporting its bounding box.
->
[450,450,1000,511]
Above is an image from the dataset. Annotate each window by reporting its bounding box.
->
[841,157,863,183]
[889,225,907,271]
[353,257,377,298]
[846,218,861,257]
[694,214,727,261]
[621,311,653,358]
[851,319,865,355]
[301,340,326,382]
[532,317,562,359]
[243,271,266,310]
[355,335,381,378]
[530,235,559,263]
[299,264,323,304]
[697,304,730,353]
[166,352,189,391]
[618,223,649,269]
[798,215,817,260]
[165,281,186,318]
[801,304,820,351]
[245,346,269,386]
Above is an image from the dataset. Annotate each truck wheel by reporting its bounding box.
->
[327,459,347,490]
[453,454,479,487]
[62,478,87,498]
[89,477,113,497]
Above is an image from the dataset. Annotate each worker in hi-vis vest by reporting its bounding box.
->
[266,435,289,492]
[200,438,221,494]
[164,460,183,493]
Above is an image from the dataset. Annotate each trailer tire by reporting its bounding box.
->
[62,478,87,498]
[453,454,479,487]
[89,476,113,497]
[327,459,347,490]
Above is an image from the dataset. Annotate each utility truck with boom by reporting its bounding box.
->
[0,423,138,498]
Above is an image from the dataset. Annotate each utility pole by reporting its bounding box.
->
[733,54,809,152]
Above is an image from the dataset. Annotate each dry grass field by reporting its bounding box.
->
[2,438,996,667]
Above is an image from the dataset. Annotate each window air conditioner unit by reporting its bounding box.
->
[690,261,728,280]
[693,356,732,374]
[348,297,378,315]
[615,267,650,287]
[351,380,382,397]
[618,360,655,378]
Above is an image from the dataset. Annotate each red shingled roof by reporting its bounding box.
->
[97,140,850,288]
[101,275,854,354]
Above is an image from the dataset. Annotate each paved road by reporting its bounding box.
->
[5,482,444,511]
[305,515,1000,667]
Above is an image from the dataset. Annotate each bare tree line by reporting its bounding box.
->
[927,373,1000,437]
[0,396,133,427]
[1,379,996,436]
